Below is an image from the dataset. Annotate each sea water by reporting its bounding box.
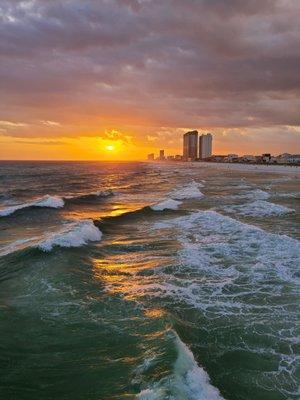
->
[0,161,299,400]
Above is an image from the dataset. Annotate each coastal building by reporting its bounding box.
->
[147,153,154,161]
[262,153,271,163]
[159,149,165,160]
[183,130,198,161]
[241,155,256,163]
[199,133,212,159]
[225,154,239,162]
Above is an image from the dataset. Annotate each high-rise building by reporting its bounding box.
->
[159,149,165,160]
[147,153,154,161]
[183,130,198,161]
[199,133,212,159]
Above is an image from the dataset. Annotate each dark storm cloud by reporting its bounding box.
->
[0,0,299,145]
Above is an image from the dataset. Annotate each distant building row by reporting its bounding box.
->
[206,153,300,165]
[183,130,212,161]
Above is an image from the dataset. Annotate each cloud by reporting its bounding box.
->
[0,120,28,128]
[99,129,132,144]
[0,0,299,153]
[41,120,61,127]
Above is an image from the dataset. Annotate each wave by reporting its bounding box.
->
[0,190,114,217]
[65,189,114,203]
[150,199,182,211]
[230,189,270,201]
[38,220,102,251]
[95,202,183,230]
[153,210,299,296]
[171,181,204,200]
[224,200,295,217]
[0,220,102,256]
[0,195,64,217]
[137,332,224,400]
[248,189,270,200]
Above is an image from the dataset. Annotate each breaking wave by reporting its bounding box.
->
[65,189,114,203]
[150,199,182,211]
[0,195,64,217]
[0,220,102,256]
[38,220,102,251]
[224,200,295,217]
[0,190,114,217]
[171,181,204,200]
[137,332,224,400]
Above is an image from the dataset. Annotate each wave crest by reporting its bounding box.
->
[137,332,224,400]
[38,220,102,252]
[171,181,204,200]
[151,199,182,211]
[0,195,64,217]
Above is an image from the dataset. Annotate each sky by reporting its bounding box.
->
[0,0,300,160]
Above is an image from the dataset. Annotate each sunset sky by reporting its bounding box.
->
[0,0,299,160]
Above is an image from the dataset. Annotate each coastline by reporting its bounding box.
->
[198,162,300,175]
[152,161,300,175]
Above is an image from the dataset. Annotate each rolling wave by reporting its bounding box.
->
[0,190,114,217]
[0,219,102,257]
[38,219,102,251]
[171,181,204,200]
[0,195,64,217]
[137,331,224,400]
[224,200,295,217]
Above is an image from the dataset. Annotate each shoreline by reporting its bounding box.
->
[152,161,300,175]
[198,162,300,175]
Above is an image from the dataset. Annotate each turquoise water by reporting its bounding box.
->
[0,161,299,399]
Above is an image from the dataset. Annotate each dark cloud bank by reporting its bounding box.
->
[0,0,299,152]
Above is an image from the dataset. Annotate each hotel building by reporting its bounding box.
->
[183,130,198,161]
[199,133,212,159]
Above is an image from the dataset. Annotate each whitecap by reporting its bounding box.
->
[150,199,182,211]
[0,195,64,217]
[38,220,102,251]
[137,332,224,400]
[171,181,204,200]
[224,200,295,217]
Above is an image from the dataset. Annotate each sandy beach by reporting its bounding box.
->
[185,162,300,175]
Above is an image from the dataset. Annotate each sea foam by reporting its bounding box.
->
[224,200,295,217]
[137,332,224,400]
[151,199,182,211]
[38,219,102,251]
[171,181,204,200]
[0,195,64,217]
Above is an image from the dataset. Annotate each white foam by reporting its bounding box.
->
[93,189,114,197]
[171,181,204,200]
[249,189,270,200]
[65,189,114,200]
[38,219,102,251]
[230,189,270,201]
[224,200,295,217]
[151,199,182,211]
[0,195,64,217]
[137,332,224,400]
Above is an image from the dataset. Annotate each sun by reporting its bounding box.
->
[105,144,115,151]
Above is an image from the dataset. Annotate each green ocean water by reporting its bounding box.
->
[0,161,299,399]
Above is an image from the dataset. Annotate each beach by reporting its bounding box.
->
[165,161,300,175]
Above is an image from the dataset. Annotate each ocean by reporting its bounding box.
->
[0,161,299,400]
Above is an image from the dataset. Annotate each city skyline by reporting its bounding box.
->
[0,0,300,160]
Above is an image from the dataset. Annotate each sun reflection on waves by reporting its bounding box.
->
[92,254,166,303]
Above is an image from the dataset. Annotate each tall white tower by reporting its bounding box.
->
[199,133,212,159]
